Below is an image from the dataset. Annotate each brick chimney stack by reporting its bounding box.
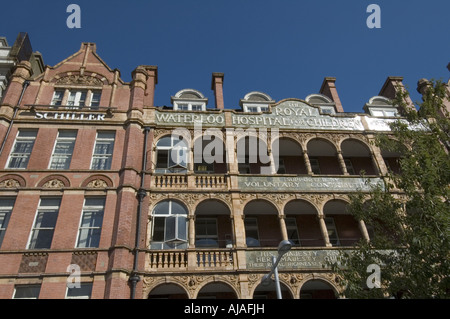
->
[320,77,344,112]
[379,76,415,113]
[211,72,224,110]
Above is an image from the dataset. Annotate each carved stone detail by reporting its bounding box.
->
[0,179,20,188]
[87,179,108,188]
[55,75,103,87]
[43,179,66,188]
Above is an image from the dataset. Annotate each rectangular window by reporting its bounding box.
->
[196,218,218,247]
[0,197,15,247]
[28,198,61,249]
[49,130,77,170]
[191,104,203,111]
[13,285,41,299]
[244,218,260,247]
[50,90,64,106]
[90,91,102,109]
[325,217,340,246]
[76,198,105,248]
[66,283,93,299]
[67,90,87,108]
[309,158,321,174]
[91,131,115,170]
[285,217,300,246]
[7,130,38,169]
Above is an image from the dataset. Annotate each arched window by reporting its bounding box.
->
[155,135,189,173]
[150,200,188,249]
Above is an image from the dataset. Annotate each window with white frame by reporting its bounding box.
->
[49,130,77,170]
[28,198,61,249]
[67,90,87,108]
[155,135,188,173]
[13,285,41,299]
[7,129,38,169]
[51,90,102,109]
[66,283,93,299]
[0,197,15,248]
[319,106,336,115]
[91,131,115,170]
[50,90,64,106]
[151,200,188,250]
[370,108,398,117]
[90,91,102,109]
[174,102,206,111]
[195,218,218,248]
[243,105,269,113]
[76,198,105,248]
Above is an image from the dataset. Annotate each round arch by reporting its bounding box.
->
[299,278,338,299]
[147,283,189,299]
[283,199,324,247]
[194,199,233,248]
[244,199,281,247]
[195,281,239,299]
[251,279,294,299]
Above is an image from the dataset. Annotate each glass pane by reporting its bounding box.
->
[77,228,101,248]
[97,131,115,139]
[40,198,61,207]
[29,229,54,249]
[152,218,165,241]
[34,211,58,228]
[80,211,103,228]
[66,283,92,299]
[170,201,186,215]
[177,216,187,240]
[13,140,34,154]
[154,201,169,215]
[165,216,176,241]
[156,150,169,168]
[14,285,41,299]
[156,136,172,147]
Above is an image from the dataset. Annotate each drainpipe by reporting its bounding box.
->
[129,126,151,299]
[0,80,30,157]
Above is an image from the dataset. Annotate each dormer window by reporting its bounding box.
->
[240,91,274,113]
[305,94,336,115]
[171,89,207,111]
[364,96,399,117]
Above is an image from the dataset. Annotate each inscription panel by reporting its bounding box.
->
[238,176,383,192]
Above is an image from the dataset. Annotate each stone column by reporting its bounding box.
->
[336,151,349,175]
[188,215,196,248]
[318,214,332,247]
[303,151,313,175]
[358,219,370,242]
[278,215,288,241]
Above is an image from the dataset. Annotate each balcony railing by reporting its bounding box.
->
[151,174,229,190]
[145,247,355,272]
[146,249,236,271]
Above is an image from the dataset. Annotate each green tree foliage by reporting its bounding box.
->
[332,80,450,299]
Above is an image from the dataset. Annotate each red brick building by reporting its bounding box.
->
[0,42,413,299]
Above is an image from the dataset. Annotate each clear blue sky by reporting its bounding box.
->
[1,0,449,112]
